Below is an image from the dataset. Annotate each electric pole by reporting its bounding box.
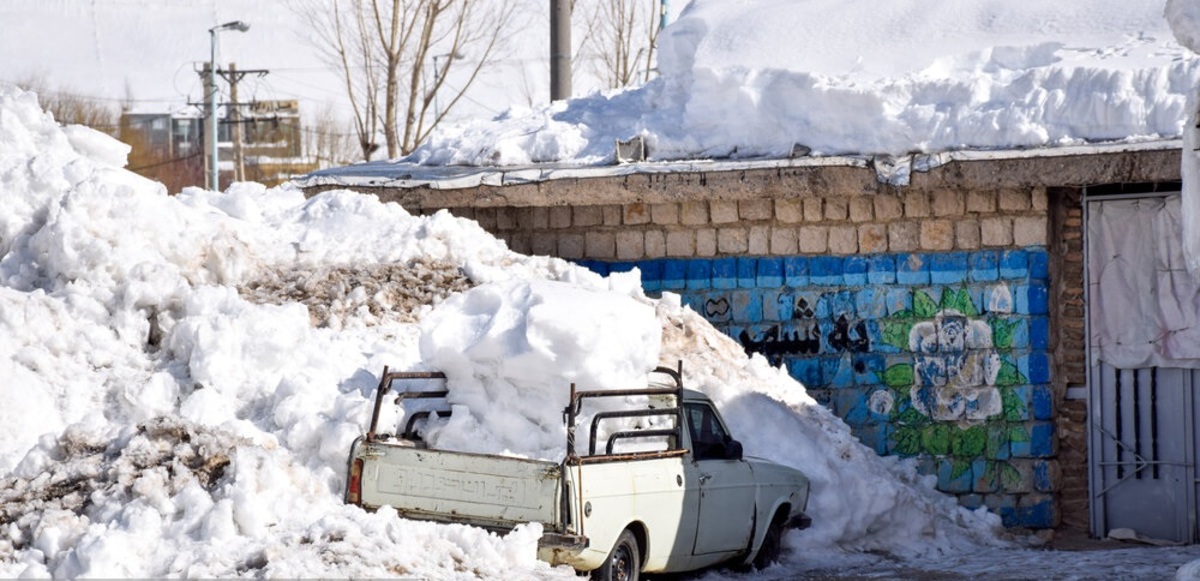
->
[550,0,571,101]
[217,63,268,183]
[202,63,215,190]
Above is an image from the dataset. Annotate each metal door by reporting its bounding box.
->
[1089,365,1197,542]
[1086,193,1199,544]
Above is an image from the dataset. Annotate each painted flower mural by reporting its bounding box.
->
[909,310,1002,424]
[880,287,1030,458]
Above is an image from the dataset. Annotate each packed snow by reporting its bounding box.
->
[0,83,1013,578]
[3,80,1199,581]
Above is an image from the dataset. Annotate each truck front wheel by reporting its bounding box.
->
[591,529,640,581]
[752,511,787,570]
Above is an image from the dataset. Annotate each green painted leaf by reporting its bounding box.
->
[995,360,1027,387]
[1002,387,1027,421]
[954,425,987,457]
[883,321,907,350]
[999,462,1022,488]
[883,364,914,388]
[990,317,1017,350]
[950,458,973,480]
[986,426,1007,459]
[892,309,915,320]
[894,427,921,456]
[882,321,913,351]
[922,424,951,456]
[939,288,955,310]
[914,290,939,319]
[943,288,977,316]
[897,404,929,427]
[1009,425,1031,443]
[959,288,979,317]
[895,393,929,426]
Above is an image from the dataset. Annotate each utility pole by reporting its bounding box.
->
[216,64,268,183]
[202,62,215,190]
[550,0,571,101]
[228,63,246,181]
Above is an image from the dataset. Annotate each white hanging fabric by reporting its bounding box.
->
[1088,194,1200,368]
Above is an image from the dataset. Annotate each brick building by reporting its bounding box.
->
[120,100,314,190]
[299,142,1197,541]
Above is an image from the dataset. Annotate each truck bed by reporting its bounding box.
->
[352,438,563,531]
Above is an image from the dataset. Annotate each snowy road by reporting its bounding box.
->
[676,541,1200,580]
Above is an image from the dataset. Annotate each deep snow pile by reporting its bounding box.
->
[401,0,1200,167]
[0,86,1003,577]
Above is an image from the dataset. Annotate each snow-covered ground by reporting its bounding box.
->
[0,78,1010,577]
[2,81,1200,579]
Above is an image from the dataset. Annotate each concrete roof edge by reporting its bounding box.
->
[292,139,1184,191]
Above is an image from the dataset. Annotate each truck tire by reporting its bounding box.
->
[592,529,640,581]
[752,512,787,570]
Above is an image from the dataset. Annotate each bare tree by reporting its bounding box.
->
[292,0,382,160]
[577,0,664,90]
[295,0,522,160]
[17,75,119,133]
[305,104,360,168]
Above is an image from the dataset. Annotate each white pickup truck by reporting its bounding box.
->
[344,364,812,580]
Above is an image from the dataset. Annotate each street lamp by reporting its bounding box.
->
[208,20,249,192]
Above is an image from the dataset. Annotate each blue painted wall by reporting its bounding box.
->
[583,248,1054,528]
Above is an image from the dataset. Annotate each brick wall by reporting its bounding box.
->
[447,186,1061,527]
[535,188,1059,528]
[1050,187,1089,532]
[309,147,1183,531]
[449,189,1050,261]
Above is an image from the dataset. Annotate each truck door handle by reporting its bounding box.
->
[699,473,712,484]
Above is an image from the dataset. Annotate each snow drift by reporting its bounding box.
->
[0,86,1005,577]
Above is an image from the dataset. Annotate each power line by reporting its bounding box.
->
[129,150,202,172]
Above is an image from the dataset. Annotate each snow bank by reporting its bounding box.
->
[0,85,1002,577]
[418,278,660,459]
[401,0,1199,167]
[0,86,572,579]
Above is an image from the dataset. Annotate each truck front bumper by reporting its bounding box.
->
[787,512,813,530]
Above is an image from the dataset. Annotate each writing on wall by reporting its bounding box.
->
[581,248,1055,528]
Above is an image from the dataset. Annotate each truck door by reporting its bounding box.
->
[684,402,756,556]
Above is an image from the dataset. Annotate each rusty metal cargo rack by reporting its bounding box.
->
[564,362,687,464]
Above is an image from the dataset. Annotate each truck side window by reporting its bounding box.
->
[685,403,729,461]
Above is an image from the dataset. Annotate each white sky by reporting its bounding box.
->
[0,0,678,123]
[3,0,1200,578]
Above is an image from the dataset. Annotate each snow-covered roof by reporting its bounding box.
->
[299,139,1184,190]
[312,0,1200,180]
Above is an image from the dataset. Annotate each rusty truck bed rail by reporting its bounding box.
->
[366,362,689,460]
[565,362,686,461]
[366,367,448,443]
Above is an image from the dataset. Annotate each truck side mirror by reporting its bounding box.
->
[725,438,743,460]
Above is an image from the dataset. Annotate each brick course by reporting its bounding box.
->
[305,149,1184,534]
